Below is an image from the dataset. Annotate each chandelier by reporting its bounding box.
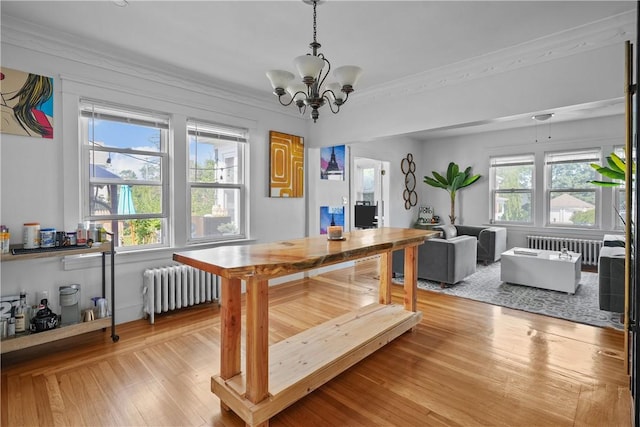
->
[266,0,362,123]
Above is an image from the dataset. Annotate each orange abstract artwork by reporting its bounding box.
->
[269,131,304,198]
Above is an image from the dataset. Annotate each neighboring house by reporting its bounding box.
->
[549,193,595,224]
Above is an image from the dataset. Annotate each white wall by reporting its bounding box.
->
[307,135,427,235]
[307,146,350,236]
[349,136,427,229]
[304,135,425,276]
[1,37,307,323]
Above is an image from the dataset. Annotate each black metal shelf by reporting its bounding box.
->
[0,235,118,353]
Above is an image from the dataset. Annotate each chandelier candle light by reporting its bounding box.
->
[266,0,362,123]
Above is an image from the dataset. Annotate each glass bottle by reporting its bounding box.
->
[99,225,107,242]
[89,223,99,243]
[14,290,30,334]
[76,222,87,246]
[0,225,10,254]
[7,307,16,337]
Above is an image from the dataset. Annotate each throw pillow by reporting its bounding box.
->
[603,234,625,247]
[440,225,457,240]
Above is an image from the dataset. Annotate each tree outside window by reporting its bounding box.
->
[490,155,534,223]
[546,150,599,227]
[80,101,168,249]
[187,120,246,242]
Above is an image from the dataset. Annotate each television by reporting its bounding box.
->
[354,204,377,229]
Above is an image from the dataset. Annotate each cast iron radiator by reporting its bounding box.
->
[526,235,602,266]
[143,265,219,324]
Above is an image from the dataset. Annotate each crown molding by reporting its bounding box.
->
[0,17,303,119]
[2,10,635,118]
[354,10,636,105]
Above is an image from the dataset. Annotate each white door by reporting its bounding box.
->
[351,157,390,229]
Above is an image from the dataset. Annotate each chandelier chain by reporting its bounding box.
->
[312,1,317,44]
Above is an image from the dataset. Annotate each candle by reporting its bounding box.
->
[328,225,343,239]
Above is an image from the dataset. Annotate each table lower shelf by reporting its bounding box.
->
[212,303,422,426]
[0,317,112,354]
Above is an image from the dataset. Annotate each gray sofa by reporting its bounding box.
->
[441,224,507,264]
[598,234,626,313]
[392,232,477,286]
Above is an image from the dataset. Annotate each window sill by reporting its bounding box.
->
[479,223,610,240]
[63,238,256,271]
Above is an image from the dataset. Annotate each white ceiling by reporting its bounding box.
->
[1,0,636,136]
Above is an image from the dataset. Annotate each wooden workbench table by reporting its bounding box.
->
[174,227,436,427]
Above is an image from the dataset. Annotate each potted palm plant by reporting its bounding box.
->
[423,162,481,224]
[589,151,635,224]
[589,152,634,187]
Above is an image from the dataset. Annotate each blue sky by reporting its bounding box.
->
[92,120,160,151]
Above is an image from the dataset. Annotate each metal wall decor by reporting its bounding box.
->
[401,153,417,210]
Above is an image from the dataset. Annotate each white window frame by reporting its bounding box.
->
[489,154,535,225]
[545,149,600,228]
[79,99,170,250]
[187,119,247,244]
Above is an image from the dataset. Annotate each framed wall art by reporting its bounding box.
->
[269,130,304,197]
[319,206,344,234]
[418,206,434,225]
[1,66,54,139]
[320,145,345,180]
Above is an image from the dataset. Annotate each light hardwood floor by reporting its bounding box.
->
[1,258,631,426]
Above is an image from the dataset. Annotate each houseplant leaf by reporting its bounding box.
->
[424,176,447,189]
[461,173,481,188]
[590,163,625,181]
[450,173,465,193]
[432,171,449,186]
[608,153,626,173]
[446,162,459,184]
[589,180,622,187]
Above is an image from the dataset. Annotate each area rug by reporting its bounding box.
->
[395,261,623,330]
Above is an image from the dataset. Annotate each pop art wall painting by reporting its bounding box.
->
[1,67,53,139]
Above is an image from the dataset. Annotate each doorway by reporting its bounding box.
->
[351,157,390,230]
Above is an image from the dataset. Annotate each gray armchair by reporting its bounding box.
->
[451,225,507,264]
[392,235,477,286]
[599,235,626,313]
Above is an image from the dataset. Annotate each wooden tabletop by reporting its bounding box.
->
[174,227,436,280]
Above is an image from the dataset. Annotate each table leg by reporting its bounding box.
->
[220,277,242,380]
[246,278,269,404]
[403,245,418,312]
[379,252,392,305]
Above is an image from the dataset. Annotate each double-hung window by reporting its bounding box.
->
[187,120,247,242]
[80,100,169,249]
[490,154,534,224]
[545,149,599,227]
